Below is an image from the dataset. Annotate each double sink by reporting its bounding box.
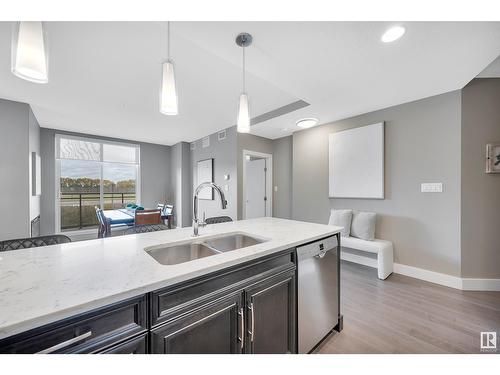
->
[145,233,266,266]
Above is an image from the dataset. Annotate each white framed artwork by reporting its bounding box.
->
[329,122,384,199]
[197,158,214,200]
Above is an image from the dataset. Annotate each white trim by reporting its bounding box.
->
[393,263,463,290]
[343,255,500,291]
[54,141,61,234]
[461,278,500,291]
[242,149,273,219]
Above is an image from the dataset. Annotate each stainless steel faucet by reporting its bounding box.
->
[192,182,227,236]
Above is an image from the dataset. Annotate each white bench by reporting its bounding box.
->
[340,236,394,280]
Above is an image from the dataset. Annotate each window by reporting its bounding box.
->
[56,134,140,231]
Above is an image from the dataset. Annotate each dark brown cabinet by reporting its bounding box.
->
[98,333,148,354]
[244,271,296,354]
[150,269,297,354]
[0,249,298,354]
[0,295,148,354]
[151,293,243,354]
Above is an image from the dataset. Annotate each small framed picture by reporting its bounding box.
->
[486,142,500,173]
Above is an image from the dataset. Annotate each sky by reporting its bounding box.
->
[61,160,136,182]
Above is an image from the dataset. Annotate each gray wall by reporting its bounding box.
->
[272,136,293,219]
[40,128,171,235]
[140,142,171,209]
[237,132,274,220]
[461,78,500,278]
[0,99,30,240]
[170,141,192,227]
[191,127,237,221]
[293,91,462,277]
[189,127,284,222]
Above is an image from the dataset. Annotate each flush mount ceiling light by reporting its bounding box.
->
[381,26,406,43]
[11,21,48,84]
[160,21,178,116]
[236,32,252,133]
[296,118,319,129]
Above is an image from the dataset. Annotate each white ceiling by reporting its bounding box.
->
[0,21,499,145]
[476,54,500,77]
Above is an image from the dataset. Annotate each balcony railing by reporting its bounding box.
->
[60,192,136,230]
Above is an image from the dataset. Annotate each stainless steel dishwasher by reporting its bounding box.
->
[297,235,340,353]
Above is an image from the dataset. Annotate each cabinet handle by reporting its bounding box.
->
[238,307,244,350]
[37,331,92,354]
[247,302,255,343]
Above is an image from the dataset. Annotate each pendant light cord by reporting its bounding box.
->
[242,42,246,93]
[167,21,171,60]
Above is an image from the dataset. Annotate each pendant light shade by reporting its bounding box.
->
[160,60,178,115]
[237,93,250,133]
[12,21,48,84]
[236,33,252,133]
[160,22,178,116]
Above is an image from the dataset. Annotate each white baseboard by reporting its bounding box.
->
[341,251,500,291]
[393,263,463,290]
[461,278,500,291]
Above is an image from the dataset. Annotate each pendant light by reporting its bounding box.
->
[11,21,48,84]
[160,21,178,115]
[236,33,252,133]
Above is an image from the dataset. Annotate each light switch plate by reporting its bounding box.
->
[421,183,443,193]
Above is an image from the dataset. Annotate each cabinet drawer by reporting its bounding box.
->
[150,250,295,327]
[98,333,148,354]
[0,294,148,354]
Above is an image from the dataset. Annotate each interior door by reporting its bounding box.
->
[245,158,266,219]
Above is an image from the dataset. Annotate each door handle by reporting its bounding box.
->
[238,307,244,351]
[37,331,92,354]
[247,302,255,343]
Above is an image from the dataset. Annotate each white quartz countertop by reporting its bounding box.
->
[0,218,341,340]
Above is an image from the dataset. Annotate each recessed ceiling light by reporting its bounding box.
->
[281,128,289,132]
[381,26,405,43]
[296,118,319,129]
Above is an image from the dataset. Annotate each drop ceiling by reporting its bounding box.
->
[0,21,499,145]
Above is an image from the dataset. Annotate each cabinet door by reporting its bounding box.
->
[150,292,244,354]
[245,271,296,354]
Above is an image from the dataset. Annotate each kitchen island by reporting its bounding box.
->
[0,217,341,353]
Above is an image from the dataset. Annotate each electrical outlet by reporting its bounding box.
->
[421,183,443,193]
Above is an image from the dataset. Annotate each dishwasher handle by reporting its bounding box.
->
[297,236,338,261]
[315,250,327,259]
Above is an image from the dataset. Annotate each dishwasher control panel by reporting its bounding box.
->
[296,236,338,259]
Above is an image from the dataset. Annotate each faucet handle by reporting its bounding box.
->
[200,212,207,227]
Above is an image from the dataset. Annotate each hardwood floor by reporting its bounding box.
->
[315,261,500,354]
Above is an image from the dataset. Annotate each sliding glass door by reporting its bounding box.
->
[56,135,140,231]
